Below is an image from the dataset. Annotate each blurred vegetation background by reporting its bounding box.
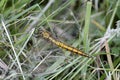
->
[0,0,120,80]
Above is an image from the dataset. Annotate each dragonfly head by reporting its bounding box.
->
[34,28,50,39]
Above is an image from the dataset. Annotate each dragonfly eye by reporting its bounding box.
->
[34,28,43,38]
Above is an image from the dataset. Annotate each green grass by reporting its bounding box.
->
[0,0,120,80]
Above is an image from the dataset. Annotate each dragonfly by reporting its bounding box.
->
[35,28,91,58]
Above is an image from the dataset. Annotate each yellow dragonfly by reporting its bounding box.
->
[35,28,90,58]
